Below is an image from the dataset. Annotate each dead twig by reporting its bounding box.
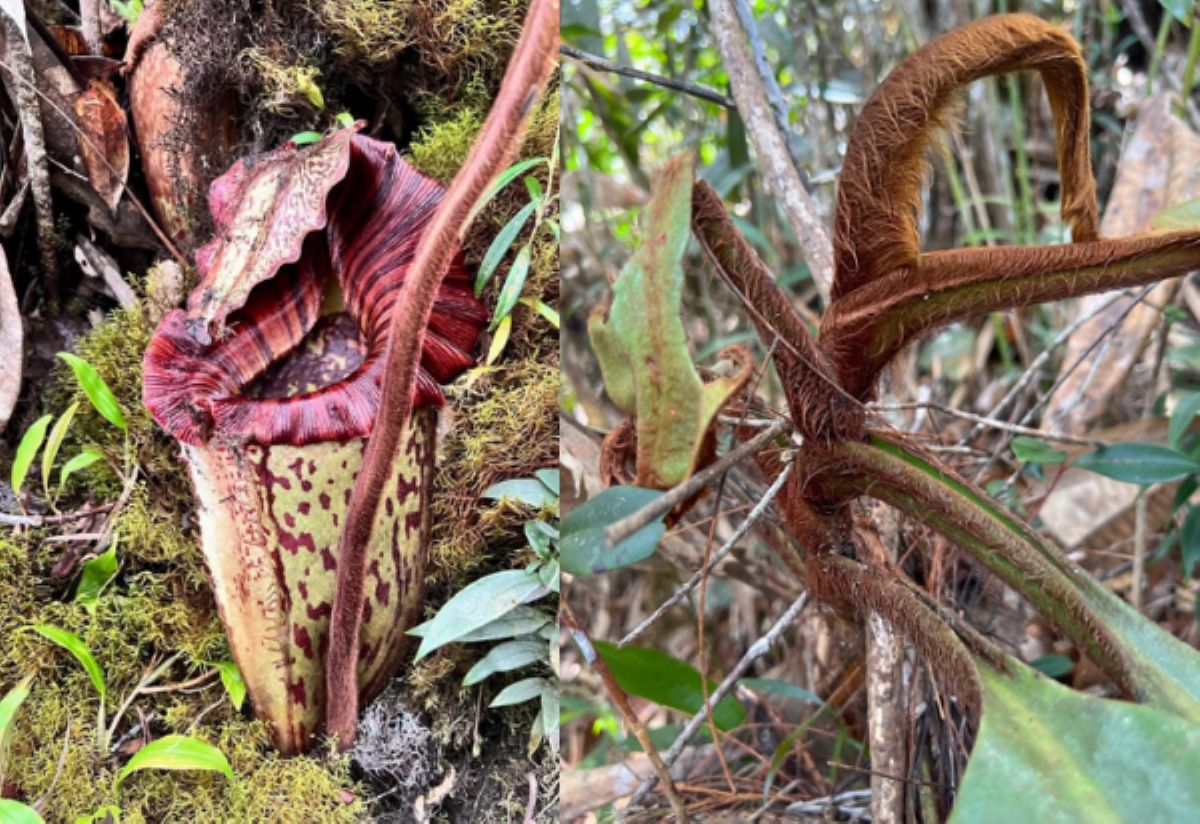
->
[604,418,792,548]
[560,44,734,108]
[871,401,1108,447]
[561,597,689,823]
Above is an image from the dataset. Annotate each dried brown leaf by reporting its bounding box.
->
[73,78,128,214]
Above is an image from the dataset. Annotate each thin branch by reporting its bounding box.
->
[562,598,688,823]
[560,44,734,108]
[623,590,811,814]
[708,0,834,302]
[604,417,792,548]
[618,461,794,647]
[783,789,872,819]
[871,401,1108,447]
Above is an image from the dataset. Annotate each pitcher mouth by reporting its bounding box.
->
[142,126,487,448]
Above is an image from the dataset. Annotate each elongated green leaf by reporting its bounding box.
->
[411,606,551,643]
[11,415,52,496]
[41,401,79,494]
[463,638,547,686]
[211,661,246,711]
[60,449,104,489]
[561,486,665,576]
[535,468,560,496]
[411,570,546,660]
[467,157,548,228]
[1011,436,1065,464]
[0,800,44,824]
[117,734,234,783]
[594,642,745,730]
[491,244,533,327]
[482,478,558,508]
[32,625,105,698]
[74,542,118,616]
[1030,654,1073,678]
[490,676,552,707]
[1074,442,1200,484]
[1182,505,1200,578]
[0,675,33,783]
[290,131,322,145]
[475,200,537,296]
[1171,392,1200,448]
[57,353,125,432]
[950,663,1200,822]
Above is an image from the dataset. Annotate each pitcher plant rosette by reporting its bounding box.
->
[142,123,487,754]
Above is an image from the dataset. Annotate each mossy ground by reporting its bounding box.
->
[2,2,557,821]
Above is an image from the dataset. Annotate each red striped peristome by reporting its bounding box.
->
[142,126,488,446]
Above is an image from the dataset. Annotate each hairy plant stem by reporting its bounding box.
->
[324,0,559,750]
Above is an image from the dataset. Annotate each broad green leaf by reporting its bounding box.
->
[1074,442,1200,484]
[1011,436,1066,464]
[594,642,745,731]
[0,800,44,824]
[411,570,546,660]
[412,606,551,643]
[739,677,822,706]
[463,638,547,686]
[561,486,665,576]
[1030,654,1073,678]
[1171,392,1200,448]
[950,663,1200,822]
[1182,505,1200,577]
[475,200,537,296]
[60,449,104,489]
[491,243,533,327]
[117,734,234,783]
[32,625,105,698]
[535,468,560,496]
[1156,0,1194,27]
[11,415,52,495]
[0,675,32,783]
[490,676,552,707]
[57,353,125,432]
[41,401,79,494]
[587,154,751,487]
[74,542,118,616]
[1154,195,1200,230]
[482,478,558,508]
[211,661,246,711]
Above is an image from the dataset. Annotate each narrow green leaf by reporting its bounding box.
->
[541,684,559,751]
[1182,505,1200,578]
[57,353,125,432]
[1029,654,1073,678]
[60,450,104,489]
[1074,442,1200,484]
[32,625,105,698]
[594,642,745,730]
[490,676,552,707]
[463,639,547,686]
[482,478,558,508]
[117,734,234,783]
[485,314,511,365]
[0,800,45,824]
[411,570,546,660]
[74,542,118,616]
[0,675,33,783]
[211,661,247,711]
[11,415,52,495]
[1171,393,1200,448]
[523,175,543,202]
[410,606,551,643]
[950,663,1200,822]
[290,131,322,145]
[42,402,79,494]
[1011,436,1066,464]
[475,200,537,296]
[334,111,354,127]
[467,157,548,227]
[492,243,533,328]
[522,297,560,328]
[72,804,120,824]
[561,486,666,576]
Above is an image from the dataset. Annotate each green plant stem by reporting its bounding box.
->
[1183,12,1200,105]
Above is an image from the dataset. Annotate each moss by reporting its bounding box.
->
[408,105,484,182]
[239,48,326,117]
[312,0,413,64]
[113,484,207,585]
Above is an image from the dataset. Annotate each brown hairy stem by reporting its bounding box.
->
[324,0,559,751]
[831,13,1096,302]
[822,230,1200,397]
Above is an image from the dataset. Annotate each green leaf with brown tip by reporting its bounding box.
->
[587,154,750,487]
